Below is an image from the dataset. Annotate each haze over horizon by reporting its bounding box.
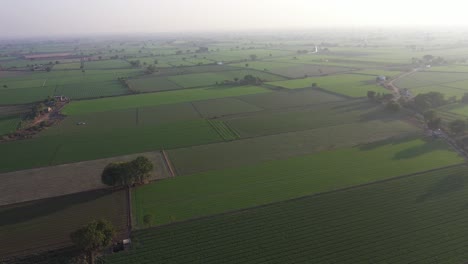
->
[2,0,468,37]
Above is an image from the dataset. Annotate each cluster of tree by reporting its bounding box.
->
[296,50,309,54]
[461,93,468,104]
[449,119,467,135]
[412,92,446,111]
[146,64,157,74]
[411,55,446,66]
[217,75,263,86]
[129,60,141,67]
[386,100,401,112]
[367,91,394,102]
[101,156,153,187]
[28,97,57,119]
[423,110,442,130]
[196,47,209,53]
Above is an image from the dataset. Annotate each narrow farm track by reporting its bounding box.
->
[385,68,418,99]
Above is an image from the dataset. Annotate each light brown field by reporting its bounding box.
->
[0,151,170,206]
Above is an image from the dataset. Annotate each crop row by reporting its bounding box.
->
[207,120,240,141]
[105,165,468,263]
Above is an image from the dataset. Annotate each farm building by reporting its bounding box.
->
[377,75,387,82]
[54,95,69,102]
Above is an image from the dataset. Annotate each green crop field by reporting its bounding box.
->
[0,69,141,103]
[53,59,131,70]
[169,119,419,175]
[410,85,465,99]
[104,165,468,264]
[224,99,401,137]
[192,97,263,117]
[127,75,182,92]
[62,85,271,115]
[133,137,463,226]
[426,64,468,73]
[0,119,223,173]
[396,71,468,89]
[352,69,402,77]
[6,32,468,263]
[0,115,21,136]
[0,189,127,258]
[207,120,239,141]
[238,88,346,109]
[267,74,389,97]
[167,70,285,88]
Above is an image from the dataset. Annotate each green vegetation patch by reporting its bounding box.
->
[0,115,21,136]
[207,120,240,141]
[127,76,182,92]
[192,97,263,118]
[0,119,222,173]
[62,85,271,115]
[134,137,463,226]
[239,88,346,109]
[267,74,388,97]
[225,99,400,137]
[167,70,285,88]
[169,120,419,175]
[106,165,468,264]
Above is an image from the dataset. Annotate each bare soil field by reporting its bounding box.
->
[0,151,170,206]
[0,189,128,259]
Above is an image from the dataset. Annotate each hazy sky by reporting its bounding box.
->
[2,0,468,37]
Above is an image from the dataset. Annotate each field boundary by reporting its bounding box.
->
[161,150,176,177]
[207,120,240,141]
[126,187,133,236]
[138,163,467,231]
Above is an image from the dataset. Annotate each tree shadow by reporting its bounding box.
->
[416,174,465,203]
[393,139,446,160]
[0,189,114,227]
[358,107,407,123]
[332,100,375,113]
[357,135,418,151]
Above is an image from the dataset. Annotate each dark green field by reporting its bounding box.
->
[105,165,468,264]
[134,138,462,226]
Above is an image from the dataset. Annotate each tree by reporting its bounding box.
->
[386,101,401,112]
[423,54,434,62]
[311,83,317,87]
[245,63,249,67]
[143,214,154,227]
[249,54,257,61]
[413,92,446,110]
[427,117,442,130]
[367,90,376,100]
[3,85,7,88]
[129,156,154,184]
[45,66,51,72]
[423,110,437,122]
[70,219,115,264]
[461,93,468,104]
[449,119,467,135]
[146,64,157,74]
